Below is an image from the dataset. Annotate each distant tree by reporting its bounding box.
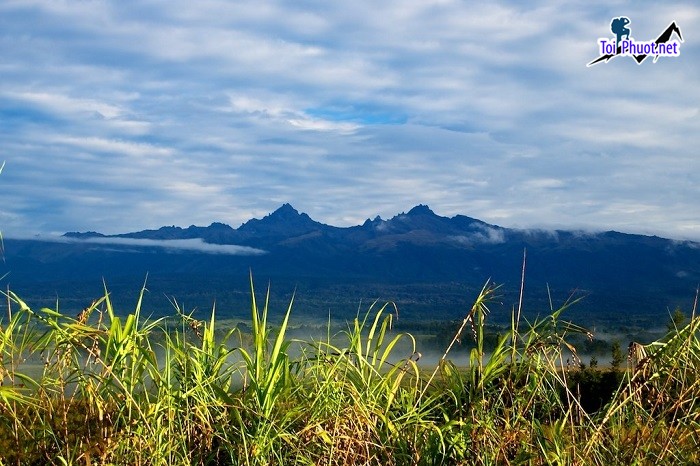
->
[589,356,598,369]
[667,308,686,333]
[236,322,250,333]
[610,340,623,371]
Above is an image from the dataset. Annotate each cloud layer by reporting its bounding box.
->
[55,236,266,255]
[0,1,698,240]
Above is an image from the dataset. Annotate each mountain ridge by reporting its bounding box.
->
[61,203,513,243]
[62,203,696,253]
[6,203,698,321]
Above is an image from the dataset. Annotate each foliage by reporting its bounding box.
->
[667,307,687,333]
[0,276,699,465]
[610,340,624,371]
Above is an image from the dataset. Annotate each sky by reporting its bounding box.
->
[0,0,698,241]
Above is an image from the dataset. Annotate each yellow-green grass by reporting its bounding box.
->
[0,276,698,465]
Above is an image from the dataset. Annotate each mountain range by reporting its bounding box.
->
[2,204,699,323]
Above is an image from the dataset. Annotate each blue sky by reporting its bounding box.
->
[1,1,698,240]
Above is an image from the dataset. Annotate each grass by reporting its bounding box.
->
[0,273,699,465]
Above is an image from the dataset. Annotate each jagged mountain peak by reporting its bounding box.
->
[406,204,436,216]
[236,204,327,240]
[272,203,299,216]
[360,215,385,230]
[246,204,318,226]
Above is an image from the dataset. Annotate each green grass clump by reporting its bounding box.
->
[0,274,699,465]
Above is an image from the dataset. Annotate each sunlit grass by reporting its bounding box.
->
[0,273,699,465]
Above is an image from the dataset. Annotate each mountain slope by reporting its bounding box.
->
[7,204,700,321]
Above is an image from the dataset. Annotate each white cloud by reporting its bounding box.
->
[450,225,506,246]
[49,136,173,158]
[522,178,566,190]
[0,0,698,242]
[10,92,124,119]
[41,236,266,256]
